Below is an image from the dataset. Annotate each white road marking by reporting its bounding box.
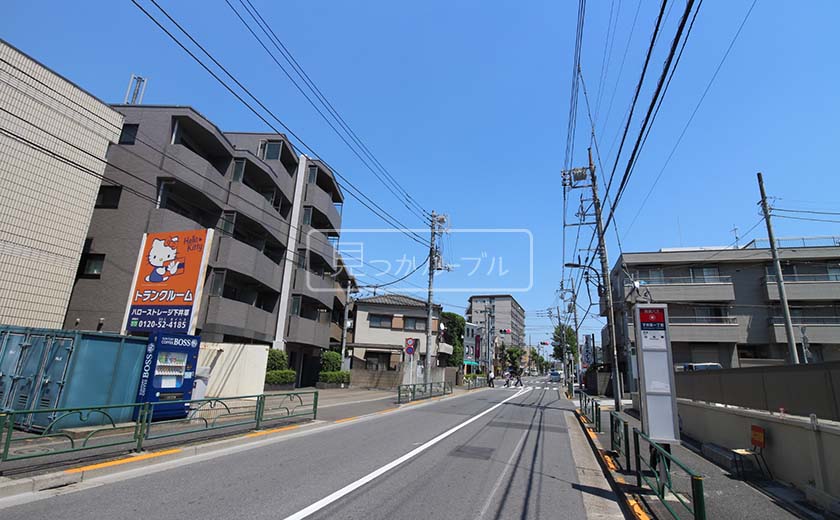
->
[283,387,532,520]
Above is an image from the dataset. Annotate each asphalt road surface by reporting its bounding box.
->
[0,377,622,520]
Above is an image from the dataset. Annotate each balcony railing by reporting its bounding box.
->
[770,316,840,325]
[628,316,737,326]
[766,273,840,282]
[626,275,732,286]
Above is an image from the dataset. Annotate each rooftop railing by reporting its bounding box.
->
[625,276,732,285]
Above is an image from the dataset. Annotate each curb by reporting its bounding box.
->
[573,409,652,520]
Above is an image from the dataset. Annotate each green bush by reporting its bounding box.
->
[320,351,342,373]
[266,349,288,371]
[265,369,296,385]
[464,374,477,381]
[318,371,350,384]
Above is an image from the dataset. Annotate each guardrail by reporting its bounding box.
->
[610,411,631,470]
[397,382,452,404]
[0,390,318,465]
[579,391,601,432]
[632,427,706,520]
[465,377,487,390]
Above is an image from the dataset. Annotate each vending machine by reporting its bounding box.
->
[135,332,200,420]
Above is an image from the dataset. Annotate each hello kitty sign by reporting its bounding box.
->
[121,229,214,335]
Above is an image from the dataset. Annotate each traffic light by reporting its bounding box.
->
[499,328,512,334]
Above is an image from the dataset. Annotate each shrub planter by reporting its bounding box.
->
[316,382,347,390]
[264,383,295,392]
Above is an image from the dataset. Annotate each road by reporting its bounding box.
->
[0,378,622,520]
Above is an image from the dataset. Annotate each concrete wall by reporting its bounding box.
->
[350,368,403,390]
[678,399,840,508]
[198,342,269,398]
[0,41,122,328]
[675,361,840,421]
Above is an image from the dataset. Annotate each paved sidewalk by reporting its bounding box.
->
[587,398,803,520]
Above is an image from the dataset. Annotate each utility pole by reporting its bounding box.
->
[589,147,622,411]
[570,278,581,388]
[339,281,353,371]
[757,172,799,364]
[424,211,449,384]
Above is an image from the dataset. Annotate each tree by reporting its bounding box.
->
[552,324,578,364]
[321,351,342,372]
[441,312,465,367]
[505,346,525,372]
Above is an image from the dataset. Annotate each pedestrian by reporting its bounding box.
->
[488,369,495,388]
[515,370,522,387]
[503,371,511,388]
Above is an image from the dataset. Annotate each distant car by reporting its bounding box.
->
[681,362,723,371]
[530,369,539,377]
[549,371,562,382]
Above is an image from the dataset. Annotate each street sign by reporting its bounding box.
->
[405,338,416,355]
[634,304,679,443]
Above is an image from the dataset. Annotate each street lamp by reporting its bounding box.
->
[564,262,602,293]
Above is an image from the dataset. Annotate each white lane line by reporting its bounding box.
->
[283,387,532,520]
[475,421,531,520]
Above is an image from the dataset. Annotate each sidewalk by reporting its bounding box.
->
[585,396,806,520]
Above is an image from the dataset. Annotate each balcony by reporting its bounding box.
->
[301,225,337,269]
[765,274,840,301]
[203,296,276,342]
[214,236,283,292]
[293,268,336,309]
[770,316,840,343]
[625,316,740,343]
[623,276,735,303]
[162,144,229,203]
[305,183,342,231]
[286,314,330,349]
[228,182,289,241]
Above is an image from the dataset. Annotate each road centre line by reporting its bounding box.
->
[282,387,533,520]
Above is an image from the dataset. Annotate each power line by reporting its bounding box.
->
[605,0,698,231]
[133,0,430,247]
[225,0,430,224]
[773,214,840,225]
[622,0,758,238]
[773,208,840,217]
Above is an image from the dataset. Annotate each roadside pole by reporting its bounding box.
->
[589,147,622,411]
[757,172,800,364]
[339,282,352,371]
[424,212,438,385]
[570,278,581,388]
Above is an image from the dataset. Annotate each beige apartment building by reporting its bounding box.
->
[0,40,123,328]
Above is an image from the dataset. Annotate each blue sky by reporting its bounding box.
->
[4,1,839,348]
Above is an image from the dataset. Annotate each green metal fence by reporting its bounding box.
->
[632,427,706,520]
[465,377,487,390]
[397,382,452,404]
[609,411,632,470]
[579,391,601,432]
[0,390,318,465]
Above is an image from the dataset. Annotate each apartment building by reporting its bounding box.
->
[601,237,840,379]
[0,40,123,328]
[465,294,526,347]
[63,105,352,385]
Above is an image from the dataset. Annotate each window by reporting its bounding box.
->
[827,265,840,281]
[308,166,318,184]
[290,295,301,316]
[297,249,307,269]
[637,268,664,284]
[693,306,725,322]
[262,141,282,160]
[691,266,719,283]
[369,314,392,328]
[82,254,105,278]
[404,317,426,331]
[219,211,236,236]
[118,124,138,145]
[95,185,122,208]
[302,206,313,226]
[232,159,245,182]
[209,269,226,296]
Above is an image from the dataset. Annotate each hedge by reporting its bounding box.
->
[265,369,296,385]
[318,371,350,384]
[267,349,289,371]
[320,351,342,373]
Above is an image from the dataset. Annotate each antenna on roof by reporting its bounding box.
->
[124,74,147,104]
[731,225,740,248]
